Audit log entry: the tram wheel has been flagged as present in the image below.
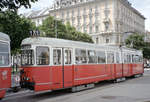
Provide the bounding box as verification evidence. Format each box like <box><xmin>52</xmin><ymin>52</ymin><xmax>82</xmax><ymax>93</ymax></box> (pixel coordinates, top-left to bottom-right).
<box><xmin>12</xmin><ymin>87</ymin><xmax>20</xmax><ymax>93</ymax></box>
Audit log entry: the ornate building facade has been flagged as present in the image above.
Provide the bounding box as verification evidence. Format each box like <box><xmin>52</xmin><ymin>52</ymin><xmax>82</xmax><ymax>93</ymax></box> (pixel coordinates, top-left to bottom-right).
<box><xmin>26</xmin><ymin>0</ymin><xmax>145</xmax><ymax>45</ymax></box>
<box><xmin>49</xmin><ymin>0</ymin><xmax>145</xmax><ymax>45</ymax></box>
<box><xmin>24</xmin><ymin>8</ymin><xmax>50</xmax><ymax>26</ymax></box>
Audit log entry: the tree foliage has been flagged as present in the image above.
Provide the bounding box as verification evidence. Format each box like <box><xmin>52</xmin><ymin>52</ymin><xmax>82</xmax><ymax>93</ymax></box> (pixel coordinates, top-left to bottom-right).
<box><xmin>125</xmin><ymin>33</ymin><xmax>150</xmax><ymax>59</ymax></box>
<box><xmin>0</xmin><ymin>0</ymin><xmax>38</xmax><ymax>12</ymax></box>
<box><xmin>125</xmin><ymin>33</ymin><xmax>145</xmax><ymax>50</ymax></box>
<box><xmin>39</xmin><ymin>16</ymin><xmax>93</xmax><ymax>43</ymax></box>
<box><xmin>0</xmin><ymin>11</ymin><xmax>36</xmax><ymax>53</ymax></box>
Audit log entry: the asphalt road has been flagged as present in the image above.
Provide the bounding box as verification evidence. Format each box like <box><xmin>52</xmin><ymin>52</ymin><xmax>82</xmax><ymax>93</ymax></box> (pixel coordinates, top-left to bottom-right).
<box><xmin>1</xmin><ymin>69</ymin><xmax>150</xmax><ymax>102</ymax></box>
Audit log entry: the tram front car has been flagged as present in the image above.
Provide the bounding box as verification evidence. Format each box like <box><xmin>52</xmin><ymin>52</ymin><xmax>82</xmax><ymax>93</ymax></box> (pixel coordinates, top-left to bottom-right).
<box><xmin>20</xmin><ymin>37</ymin><xmax>51</xmax><ymax>92</ymax></box>
<box><xmin>0</xmin><ymin>32</ymin><xmax>11</xmax><ymax>99</ymax></box>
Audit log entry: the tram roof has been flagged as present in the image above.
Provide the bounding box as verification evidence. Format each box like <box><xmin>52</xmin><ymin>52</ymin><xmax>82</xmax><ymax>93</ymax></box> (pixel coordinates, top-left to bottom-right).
<box><xmin>0</xmin><ymin>32</ymin><xmax>10</xmax><ymax>42</ymax></box>
<box><xmin>22</xmin><ymin>37</ymin><xmax>119</xmax><ymax>50</ymax></box>
<box><xmin>22</xmin><ymin>37</ymin><xmax>142</xmax><ymax>54</ymax></box>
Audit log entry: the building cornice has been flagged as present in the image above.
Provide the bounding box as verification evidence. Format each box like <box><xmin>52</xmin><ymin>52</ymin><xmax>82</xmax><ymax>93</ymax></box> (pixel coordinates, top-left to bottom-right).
<box><xmin>29</xmin><ymin>14</ymin><xmax>49</xmax><ymax>19</ymax></box>
<box><xmin>49</xmin><ymin>0</ymin><xmax>105</xmax><ymax>13</ymax></box>
<box><xmin>118</xmin><ymin>0</ymin><xmax>145</xmax><ymax>19</ymax></box>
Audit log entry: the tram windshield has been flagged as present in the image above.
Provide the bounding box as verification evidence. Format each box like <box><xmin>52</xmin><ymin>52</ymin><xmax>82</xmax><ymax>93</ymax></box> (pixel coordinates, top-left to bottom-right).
<box><xmin>21</xmin><ymin>50</ymin><xmax>34</xmax><ymax>66</ymax></box>
<box><xmin>0</xmin><ymin>42</ymin><xmax>9</xmax><ymax>66</ymax></box>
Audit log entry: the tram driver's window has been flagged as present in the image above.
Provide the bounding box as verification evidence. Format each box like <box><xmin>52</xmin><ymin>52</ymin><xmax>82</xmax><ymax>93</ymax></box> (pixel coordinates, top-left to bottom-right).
<box><xmin>36</xmin><ymin>46</ymin><xmax>49</xmax><ymax>65</ymax></box>
<box><xmin>0</xmin><ymin>42</ymin><xmax>9</xmax><ymax>66</ymax></box>
<box><xmin>75</xmin><ymin>49</ymin><xmax>87</xmax><ymax>64</ymax></box>
<box><xmin>53</xmin><ymin>49</ymin><xmax>62</xmax><ymax>65</ymax></box>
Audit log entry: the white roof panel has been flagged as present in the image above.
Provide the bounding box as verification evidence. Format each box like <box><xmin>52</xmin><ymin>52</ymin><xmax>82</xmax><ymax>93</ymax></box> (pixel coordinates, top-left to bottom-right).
<box><xmin>0</xmin><ymin>32</ymin><xmax>10</xmax><ymax>42</ymax></box>
<box><xmin>21</xmin><ymin>37</ymin><xmax>142</xmax><ymax>54</ymax></box>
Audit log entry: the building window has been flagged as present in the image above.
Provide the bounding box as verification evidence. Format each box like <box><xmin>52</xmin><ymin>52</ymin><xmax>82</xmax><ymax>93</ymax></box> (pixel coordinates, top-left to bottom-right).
<box><xmin>83</xmin><ymin>16</ymin><xmax>86</xmax><ymax>24</ymax></box>
<box><xmin>72</xmin><ymin>18</ymin><xmax>75</xmax><ymax>25</ymax></box>
<box><xmin>72</xmin><ymin>10</ymin><xmax>74</xmax><ymax>16</ymax></box>
<box><xmin>77</xmin><ymin>18</ymin><xmax>80</xmax><ymax>25</ymax></box>
<box><xmin>89</xmin><ymin>16</ymin><xmax>92</xmax><ymax>24</ymax></box>
<box><xmin>84</xmin><ymin>8</ymin><xmax>86</xmax><ymax>13</ymax></box>
<box><xmin>96</xmin><ymin>37</ymin><xmax>99</xmax><ymax>44</ymax></box>
<box><xmin>106</xmin><ymin>38</ymin><xmax>109</xmax><ymax>43</ymax></box>
<box><xmin>84</xmin><ymin>26</ymin><xmax>87</xmax><ymax>33</ymax></box>
<box><xmin>36</xmin><ymin>46</ymin><xmax>49</xmax><ymax>65</ymax></box>
<box><xmin>78</xmin><ymin>8</ymin><xmax>80</xmax><ymax>16</ymax></box>
<box><xmin>89</xmin><ymin>8</ymin><xmax>92</xmax><ymax>13</ymax></box>
<box><xmin>95</xmin><ymin>5</ymin><xmax>98</xmax><ymax>13</ymax></box>
<box><xmin>67</xmin><ymin>11</ymin><xmax>69</xmax><ymax>17</ymax></box>
<box><xmin>89</xmin><ymin>26</ymin><xmax>92</xmax><ymax>33</ymax></box>
<box><xmin>61</xmin><ymin>12</ymin><xmax>64</xmax><ymax>19</ymax></box>
<box><xmin>95</xmin><ymin>25</ymin><xmax>99</xmax><ymax>33</ymax></box>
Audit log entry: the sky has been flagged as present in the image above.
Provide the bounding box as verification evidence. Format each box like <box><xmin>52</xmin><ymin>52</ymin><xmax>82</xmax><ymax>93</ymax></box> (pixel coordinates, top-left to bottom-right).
<box><xmin>19</xmin><ymin>0</ymin><xmax>150</xmax><ymax>31</ymax></box>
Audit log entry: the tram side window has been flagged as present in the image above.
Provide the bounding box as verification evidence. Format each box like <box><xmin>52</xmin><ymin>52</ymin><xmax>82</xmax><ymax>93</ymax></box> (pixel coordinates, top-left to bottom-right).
<box><xmin>75</xmin><ymin>49</ymin><xmax>87</xmax><ymax>64</ymax></box>
<box><xmin>132</xmin><ymin>55</ymin><xmax>140</xmax><ymax>63</ymax></box>
<box><xmin>116</xmin><ymin>52</ymin><xmax>120</xmax><ymax>63</ymax></box>
<box><xmin>127</xmin><ymin>55</ymin><xmax>131</xmax><ymax>63</ymax></box>
<box><xmin>88</xmin><ymin>50</ymin><xmax>97</xmax><ymax>63</ymax></box>
<box><xmin>139</xmin><ymin>55</ymin><xmax>143</xmax><ymax>63</ymax></box>
<box><xmin>124</xmin><ymin>54</ymin><xmax>128</xmax><ymax>63</ymax></box>
<box><xmin>107</xmin><ymin>53</ymin><xmax>114</xmax><ymax>64</ymax></box>
<box><xmin>64</xmin><ymin>50</ymin><xmax>72</xmax><ymax>64</ymax></box>
<box><xmin>53</xmin><ymin>49</ymin><xmax>62</xmax><ymax>65</ymax></box>
<box><xmin>36</xmin><ymin>47</ymin><xmax>49</xmax><ymax>65</ymax></box>
<box><xmin>96</xmin><ymin>51</ymin><xmax>106</xmax><ymax>64</ymax></box>
<box><xmin>0</xmin><ymin>42</ymin><xmax>9</xmax><ymax>66</ymax></box>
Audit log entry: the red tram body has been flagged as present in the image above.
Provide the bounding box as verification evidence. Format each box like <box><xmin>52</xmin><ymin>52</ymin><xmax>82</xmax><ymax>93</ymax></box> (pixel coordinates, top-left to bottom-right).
<box><xmin>0</xmin><ymin>32</ymin><xmax>11</xmax><ymax>99</ymax></box>
<box><xmin>20</xmin><ymin>37</ymin><xmax>144</xmax><ymax>92</ymax></box>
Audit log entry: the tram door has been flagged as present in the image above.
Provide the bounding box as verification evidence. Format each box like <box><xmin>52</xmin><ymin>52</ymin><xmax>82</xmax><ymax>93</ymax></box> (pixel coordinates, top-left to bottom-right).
<box><xmin>62</xmin><ymin>48</ymin><xmax>73</xmax><ymax>88</ymax></box>
<box><xmin>106</xmin><ymin>52</ymin><xmax>115</xmax><ymax>79</ymax></box>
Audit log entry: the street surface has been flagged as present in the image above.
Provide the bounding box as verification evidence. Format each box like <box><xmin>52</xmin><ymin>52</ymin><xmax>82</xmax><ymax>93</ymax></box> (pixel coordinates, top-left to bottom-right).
<box><xmin>1</xmin><ymin>69</ymin><xmax>150</xmax><ymax>102</ymax></box>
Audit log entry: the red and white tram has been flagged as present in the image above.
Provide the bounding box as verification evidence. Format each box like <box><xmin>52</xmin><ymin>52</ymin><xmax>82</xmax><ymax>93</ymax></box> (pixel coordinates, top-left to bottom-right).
<box><xmin>20</xmin><ymin>37</ymin><xmax>144</xmax><ymax>92</ymax></box>
<box><xmin>0</xmin><ymin>32</ymin><xmax>11</xmax><ymax>99</ymax></box>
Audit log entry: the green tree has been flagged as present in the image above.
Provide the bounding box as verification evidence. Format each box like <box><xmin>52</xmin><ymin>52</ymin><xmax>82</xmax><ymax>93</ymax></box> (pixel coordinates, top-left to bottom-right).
<box><xmin>40</xmin><ymin>16</ymin><xmax>93</xmax><ymax>43</ymax></box>
<box><xmin>0</xmin><ymin>0</ymin><xmax>38</xmax><ymax>12</ymax></box>
<box><xmin>0</xmin><ymin>11</ymin><xmax>36</xmax><ymax>53</ymax></box>
<box><xmin>125</xmin><ymin>33</ymin><xmax>150</xmax><ymax>59</ymax></box>
<box><xmin>143</xmin><ymin>42</ymin><xmax>150</xmax><ymax>59</ymax></box>
<box><xmin>125</xmin><ymin>33</ymin><xmax>145</xmax><ymax>50</ymax></box>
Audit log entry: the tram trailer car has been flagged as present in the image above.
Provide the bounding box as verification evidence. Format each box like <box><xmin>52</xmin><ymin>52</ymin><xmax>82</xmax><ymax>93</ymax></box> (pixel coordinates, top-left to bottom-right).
<box><xmin>20</xmin><ymin>37</ymin><xmax>144</xmax><ymax>92</ymax></box>
<box><xmin>0</xmin><ymin>32</ymin><xmax>11</xmax><ymax>99</ymax></box>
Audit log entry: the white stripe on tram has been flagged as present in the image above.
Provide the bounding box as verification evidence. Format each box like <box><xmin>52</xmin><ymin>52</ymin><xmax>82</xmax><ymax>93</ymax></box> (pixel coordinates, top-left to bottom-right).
<box><xmin>75</xmin><ymin>74</ymin><xmax>108</xmax><ymax>81</ymax></box>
